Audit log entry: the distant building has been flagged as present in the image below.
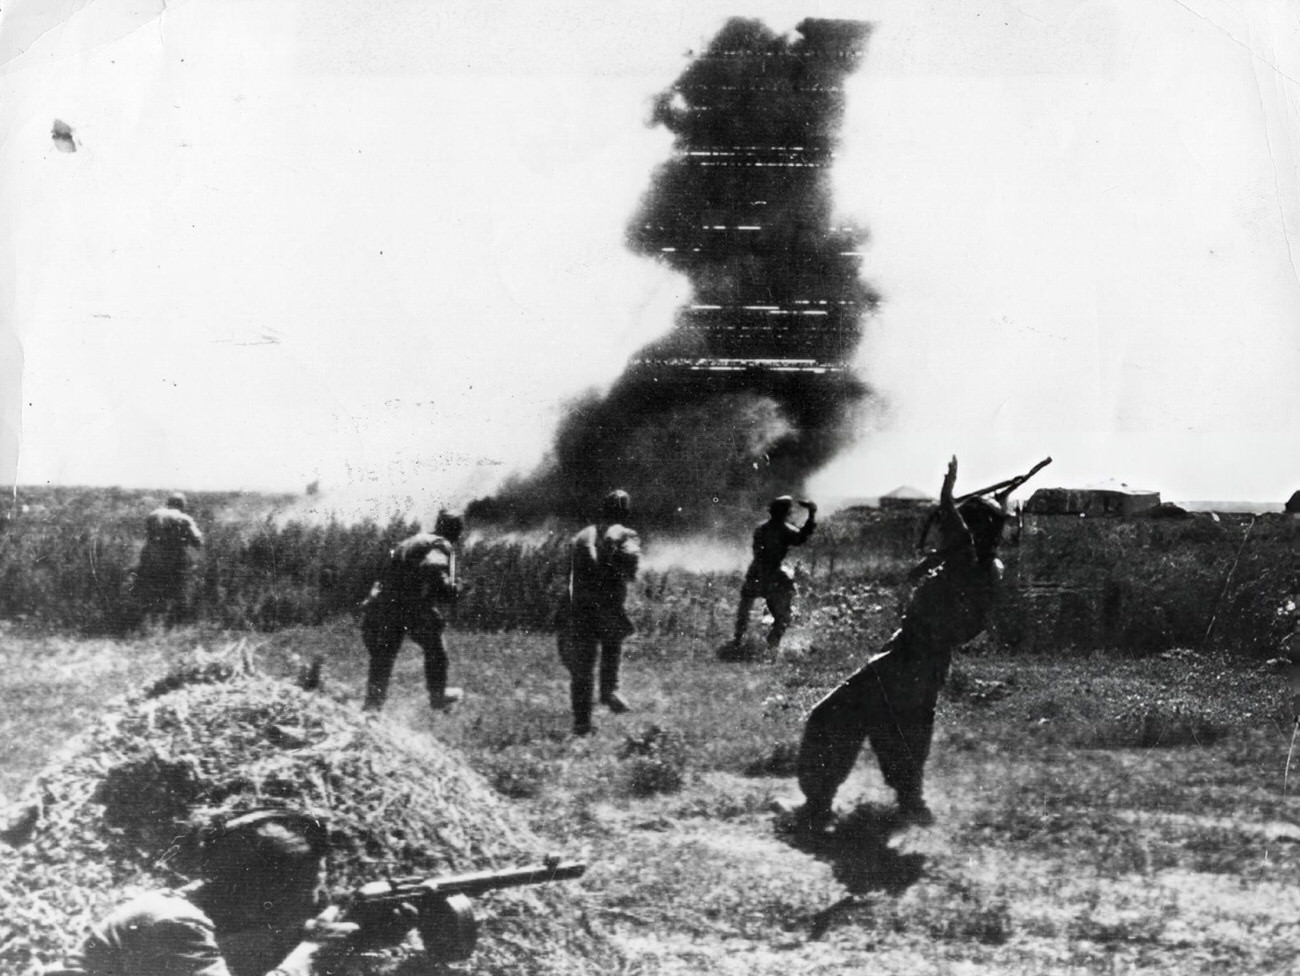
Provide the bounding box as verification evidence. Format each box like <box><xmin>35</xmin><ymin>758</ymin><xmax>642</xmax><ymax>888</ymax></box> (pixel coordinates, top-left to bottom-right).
<box><xmin>1025</xmin><ymin>481</ymin><xmax>1161</xmax><ymax>518</ymax></box>
<box><xmin>879</xmin><ymin>485</ymin><xmax>935</xmax><ymax>511</ymax></box>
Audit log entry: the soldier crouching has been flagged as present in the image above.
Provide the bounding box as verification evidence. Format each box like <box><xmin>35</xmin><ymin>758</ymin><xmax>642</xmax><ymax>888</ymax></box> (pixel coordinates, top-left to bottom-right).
<box><xmin>361</xmin><ymin>511</ymin><xmax>465</xmax><ymax>713</ymax></box>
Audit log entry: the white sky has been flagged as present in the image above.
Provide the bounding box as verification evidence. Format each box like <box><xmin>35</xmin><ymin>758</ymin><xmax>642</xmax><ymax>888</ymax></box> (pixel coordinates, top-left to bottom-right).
<box><xmin>1</xmin><ymin>0</ymin><xmax>1298</xmax><ymax>516</ymax></box>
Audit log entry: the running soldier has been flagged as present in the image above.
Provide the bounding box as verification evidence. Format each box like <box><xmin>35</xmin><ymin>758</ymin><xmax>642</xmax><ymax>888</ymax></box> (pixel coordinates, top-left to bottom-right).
<box><xmin>792</xmin><ymin>457</ymin><xmax>1013</xmax><ymax>829</ymax></box>
<box><xmin>732</xmin><ymin>495</ymin><xmax>817</xmax><ymax>651</ymax></box>
<box><xmin>361</xmin><ymin>511</ymin><xmax>465</xmax><ymax>712</ymax></box>
<box><xmin>133</xmin><ymin>492</ymin><xmax>204</xmax><ymax>626</ymax></box>
<box><xmin>560</xmin><ymin>490</ymin><xmax>641</xmax><ymax>737</ymax></box>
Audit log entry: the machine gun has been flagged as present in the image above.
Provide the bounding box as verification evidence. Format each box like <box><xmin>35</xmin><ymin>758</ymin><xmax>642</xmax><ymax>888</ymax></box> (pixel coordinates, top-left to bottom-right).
<box><xmin>917</xmin><ymin>456</ymin><xmax>1053</xmax><ymax>552</ymax></box>
<box><xmin>339</xmin><ymin>856</ymin><xmax>586</xmax><ymax>962</ymax></box>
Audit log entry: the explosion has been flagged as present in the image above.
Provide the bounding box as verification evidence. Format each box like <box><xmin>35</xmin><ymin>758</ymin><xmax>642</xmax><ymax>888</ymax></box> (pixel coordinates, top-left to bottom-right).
<box><xmin>475</xmin><ymin>17</ymin><xmax>877</xmax><ymax>530</ymax></box>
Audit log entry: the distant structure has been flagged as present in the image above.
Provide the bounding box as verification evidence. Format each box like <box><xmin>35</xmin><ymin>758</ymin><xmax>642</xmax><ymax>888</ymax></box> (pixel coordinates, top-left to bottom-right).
<box><xmin>1286</xmin><ymin>490</ymin><xmax>1300</xmax><ymax>515</ymax></box>
<box><xmin>1025</xmin><ymin>482</ymin><xmax>1161</xmax><ymax>518</ymax></box>
<box><xmin>878</xmin><ymin>485</ymin><xmax>934</xmax><ymax>511</ymax></box>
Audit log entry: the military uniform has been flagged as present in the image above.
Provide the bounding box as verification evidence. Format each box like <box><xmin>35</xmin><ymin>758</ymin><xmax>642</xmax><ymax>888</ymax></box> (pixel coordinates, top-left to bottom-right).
<box><xmin>44</xmin><ymin>885</ymin><xmax>313</xmax><ymax>976</ymax></box>
<box><xmin>47</xmin><ymin>888</ymin><xmax>229</xmax><ymax>976</ymax></box>
<box><xmin>797</xmin><ymin>487</ymin><xmax>1003</xmax><ymax>824</ymax></box>
<box><xmin>48</xmin><ymin>809</ymin><xmax>338</xmax><ymax>976</ymax></box>
<box><xmin>561</xmin><ymin>492</ymin><xmax>641</xmax><ymax>735</ymax></box>
<box><xmin>733</xmin><ymin>497</ymin><xmax>816</xmax><ymax>648</ymax></box>
<box><xmin>362</xmin><ymin>530</ymin><xmax>461</xmax><ymax>711</ymax></box>
<box><xmin>134</xmin><ymin>494</ymin><xmax>203</xmax><ymax>625</ymax></box>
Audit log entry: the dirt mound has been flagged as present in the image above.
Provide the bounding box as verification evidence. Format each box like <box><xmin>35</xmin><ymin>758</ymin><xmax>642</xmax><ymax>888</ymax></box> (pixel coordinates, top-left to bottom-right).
<box><xmin>0</xmin><ymin>672</ymin><xmax>618</xmax><ymax>975</ymax></box>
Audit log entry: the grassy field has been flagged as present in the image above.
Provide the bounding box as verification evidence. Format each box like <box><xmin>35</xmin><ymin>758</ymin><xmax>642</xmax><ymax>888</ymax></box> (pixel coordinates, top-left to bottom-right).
<box><xmin>4</xmin><ymin>606</ymin><xmax>1300</xmax><ymax>974</ymax></box>
<box><xmin>6</xmin><ymin>485</ymin><xmax>1297</xmax><ymax>661</ymax></box>
<box><xmin>5</xmin><ymin>487</ymin><xmax>1300</xmax><ymax>972</ymax></box>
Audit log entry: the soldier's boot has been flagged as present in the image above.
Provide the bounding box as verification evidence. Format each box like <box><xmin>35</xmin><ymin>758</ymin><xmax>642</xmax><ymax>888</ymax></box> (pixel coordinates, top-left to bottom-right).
<box><xmin>571</xmin><ymin>660</ymin><xmax>596</xmax><ymax>737</ymax></box>
<box><xmin>362</xmin><ymin>684</ymin><xmax>387</xmax><ymax>712</ymax></box>
<box><xmin>598</xmin><ymin>643</ymin><xmax>630</xmax><ymax>713</ymax></box>
<box><xmin>362</xmin><ymin>659</ymin><xmax>395</xmax><ymax>713</ymax></box>
<box><xmin>895</xmin><ymin>787</ymin><xmax>934</xmax><ymax>826</ymax></box>
<box><xmin>601</xmin><ymin>691</ymin><xmax>631</xmax><ymax>714</ymax></box>
<box><xmin>735</xmin><ymin>591</ymin><xmax>765</xmax><ymax>644</ymax></box>
<box><xmin>770</xmin><ymin>797</ymin><xmax>834</xmax><ymax>834</ymax></box>
<box><xmin>430</xmin><ymin>687</ymin><xmax>464</xmax><ymax>711</ymax></box>
<box><xmin>767</xmin><ymin>592</ymin><xmax>793</xmax><ymax>648</ymax></box>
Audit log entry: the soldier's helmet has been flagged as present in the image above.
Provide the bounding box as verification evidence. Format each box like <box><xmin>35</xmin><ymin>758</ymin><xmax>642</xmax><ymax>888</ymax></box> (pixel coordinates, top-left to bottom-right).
<box><xmin>768</xmin><ymin>495</ymin><xmax>795</xmax><ymax>517</ymax></box>
<box><xmin>959</xmin><ymin>496</ymin><xmax>1008</xmax><ymax>553</ymax></box>
<box><xmin>197</xmin><ymin>807</ymin><xmax>328</xmax><ymax>889</ymax></box>
<box><xmin>434</xmin><ymin>509</ymin><xmax>465</xmax><ymax>544</ymax></box>
<box><xmin>601</xmin><ymin>490</ymin><xmax>631</xmax><ymax>521</ymax></box>
<box><xmin>166</xmin><ymin>492</ymin><xmax>188</xmax><ymax>512</ymax></box>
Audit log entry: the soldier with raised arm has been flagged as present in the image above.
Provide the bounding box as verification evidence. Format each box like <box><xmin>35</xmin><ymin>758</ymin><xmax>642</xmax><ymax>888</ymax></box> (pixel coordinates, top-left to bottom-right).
<box><xmin>790</xmin><ymin>457</ymin><xmax>1012</xmax><ymax>829</ymax></box>
<box><xmin>731</xmin><ymin>495</ymin><xmax>817</xmax><ymax>651</ymax></box>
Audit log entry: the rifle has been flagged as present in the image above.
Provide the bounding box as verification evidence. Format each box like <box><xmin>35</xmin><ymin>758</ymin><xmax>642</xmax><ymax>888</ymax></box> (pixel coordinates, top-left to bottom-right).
<box><xmin>917</xmin><ymin>456</ymin><xmax>1053</xmax><ymax>552</ymax></box>
<box><xmin>339</xmin><ymin>857</ymin><xmax>587</xmax><ymax>962</ymax></box>
<box><xmin>952</xmin><ymin>456</ymin><xmax>1053</xmax><ymax>505</ymax></box>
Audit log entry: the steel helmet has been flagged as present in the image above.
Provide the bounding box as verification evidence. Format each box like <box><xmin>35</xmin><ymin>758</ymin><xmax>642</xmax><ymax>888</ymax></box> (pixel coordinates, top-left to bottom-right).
<box><xmin>768</xmin><ymin>495</ymin><xmax>795</xmax><ymax>517</ymax></box>
<box><xmin>434</xmin><ymin>509</ymin><xmax>465</xmax><ymax>544</ymax></box>
<box><xmin>601</xmin><ymin>490</ymin><xmax>631</xmax><ymax>521</ymax></box>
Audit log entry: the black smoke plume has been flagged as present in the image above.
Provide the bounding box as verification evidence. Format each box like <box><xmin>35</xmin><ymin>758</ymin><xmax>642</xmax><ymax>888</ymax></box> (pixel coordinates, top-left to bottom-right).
<box><xmin>472</xmin><ymin>18</ymin><xmax>877</xmax><ymax>529</ymax></box>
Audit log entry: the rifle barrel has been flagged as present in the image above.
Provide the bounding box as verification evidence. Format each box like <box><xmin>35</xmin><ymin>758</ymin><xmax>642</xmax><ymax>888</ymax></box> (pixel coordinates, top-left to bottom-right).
<box><xmin>953</xmin><ymin>456</ymin><xmax>1052</xmax><ymax>503</ymax></box>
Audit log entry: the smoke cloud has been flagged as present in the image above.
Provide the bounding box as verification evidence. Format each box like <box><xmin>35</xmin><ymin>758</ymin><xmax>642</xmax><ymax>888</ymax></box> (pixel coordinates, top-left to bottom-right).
<box><xmin>476</xmin><ymin>18</ymin><xmax>876</xmax><ymax>529</ymax></box>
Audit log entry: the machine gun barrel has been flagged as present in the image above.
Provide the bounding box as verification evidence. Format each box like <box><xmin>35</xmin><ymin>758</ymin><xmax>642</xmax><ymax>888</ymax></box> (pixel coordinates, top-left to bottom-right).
<box><xmin>342</xmin><ymin>859</ymin><xmax>587</xmax><ymax>963</ymax></box>
<box><xmin>357</xmin><ymin>860</ymin><xmax>587</xmax><ymax>902</ymax></box>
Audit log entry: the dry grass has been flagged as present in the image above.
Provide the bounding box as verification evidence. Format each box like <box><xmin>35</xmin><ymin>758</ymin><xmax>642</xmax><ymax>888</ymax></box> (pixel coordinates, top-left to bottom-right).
<box><xmin>5</xmin><ymin>488</ymin><xmax>1300</xmax><ymax>974</ymax></box>
<box><xmin>0</xmin><ymin>658</ymin><xmax>618</xmax><ymax>976</ymax></box>
<box><xmin>4</xmin><ymin>620</ymin><xmax>1300</xmax><ymax>974</ymax></box>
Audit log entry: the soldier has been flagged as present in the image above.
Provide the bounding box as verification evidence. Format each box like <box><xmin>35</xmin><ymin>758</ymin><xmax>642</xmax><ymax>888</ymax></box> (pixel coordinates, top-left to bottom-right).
<box><xmin>361</xmin><ymin>510</ymin><xmax>465</xmax><ymax>713</ymax></box>
<box><xmin>731</xmin><ymin>495</ymin><xmax>817</xmax><ymax>650</ymax></box>
<box><xmin>562</xmin><ymin>490</ymin><xmax>641</xmax><ymax>737</ymax></box>
<box><xmin>133</xmin><ymin>492</ymin><xmax>204</xmax><ymax>626</ymax></box>
<box><xmin>46</xmin><ymin>807</ymin><xmax>357</xmax><ymax>976</ymax></box>
<box><xmin>791</xmin><ymin>457</ymin><xmax>1011</xmax><ymax>829</ymax></box>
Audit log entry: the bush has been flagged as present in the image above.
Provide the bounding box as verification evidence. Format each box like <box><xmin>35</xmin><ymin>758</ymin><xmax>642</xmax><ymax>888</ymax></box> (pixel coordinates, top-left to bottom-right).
<box><xmin>997</xmin><ymin>512</ymin><xmax>1300</xmax><ymax>656</ymax></box>
<box><xmin>618</xmin><ymin>724</ymin><xmax>689</xmax><ymax>796</ymax></box>
<box><xmin>742</xmin><ymin>740</ymin><xmax>800</xmax><ymax>777</ymax></box>
<box><xmin>1082</xmin><ymin>700</ymin><xmax>1229</xmax><ymax>749</ymax></box>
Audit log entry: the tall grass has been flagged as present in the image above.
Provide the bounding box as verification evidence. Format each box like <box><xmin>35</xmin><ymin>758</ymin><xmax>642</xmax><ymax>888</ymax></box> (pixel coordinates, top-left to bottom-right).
<box><xmin>3</xmin><ymin>487</ymin><xmax>1298</xmax><ymax>659</ymax></box>
<box><xmin>997</xmin><ymin>512</ymin><xmax>1300</xmax><ymax>656</ymax></box>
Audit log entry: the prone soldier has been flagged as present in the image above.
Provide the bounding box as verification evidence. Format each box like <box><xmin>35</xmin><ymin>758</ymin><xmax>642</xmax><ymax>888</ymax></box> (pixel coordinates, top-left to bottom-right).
<box><xmin>45</xmin><ymin>808</ymin><xmax>585</xmax><ymax>975</ymax></box>
<box><xmin>46</xmin><ymin>808</ymin><xmax>355</xmax><ymax>976</ymax></box>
